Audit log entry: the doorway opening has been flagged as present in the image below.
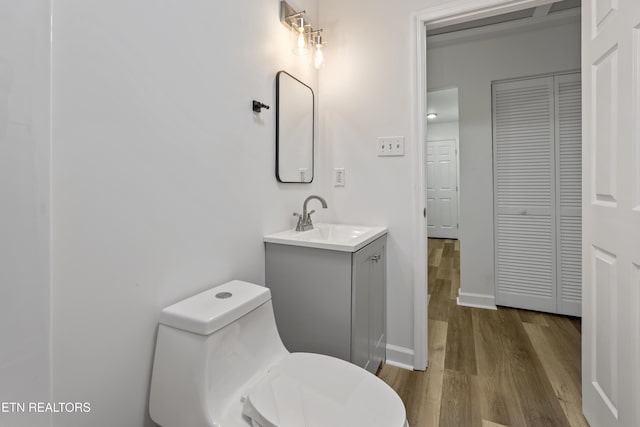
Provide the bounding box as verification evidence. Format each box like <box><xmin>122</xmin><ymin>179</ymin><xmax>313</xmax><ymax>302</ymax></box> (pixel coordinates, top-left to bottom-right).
<box><xmin>424</xmin><ymin>0</ymin><xmax>582</xmax><ymax>314</ymax></box>
<box><xmin>426</xmin><ymin>88</ymin><xmax>460</xmax><ymax>241</ymax></box>
<box><xmin>409</xmin><ymin>0</ymin><xmax>585</xmax><ymax>374</ymax></box>
<box><xmin>394</xmin><ymin>0</ymin><xmax>586</xmax><ymax>424</ymax></box>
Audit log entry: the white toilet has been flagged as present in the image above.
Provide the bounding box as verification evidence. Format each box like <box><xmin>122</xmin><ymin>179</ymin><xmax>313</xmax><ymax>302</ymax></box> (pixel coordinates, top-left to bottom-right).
<box><xmin>149</xmin><ymin>280</ymin><xmax>408</xmax><ymax>427</ymax></box>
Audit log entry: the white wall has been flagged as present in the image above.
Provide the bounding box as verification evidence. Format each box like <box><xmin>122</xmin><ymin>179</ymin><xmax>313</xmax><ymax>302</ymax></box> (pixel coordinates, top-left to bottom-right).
<box><xmin>0</xmin><ymin>1</ymin><xmax>51</xmax><ymax>426</ymax></box>
<box><xmin>427</xmin><ymin>18</ymin><xmax>581</xmax><ymax>306</ymax></box>
<box><xmin>51</xmin><ymin>1</ymin><xmax>326</xmax><ymax>426</ymax></box>
<box><xmin>319</xmin><ymin>0</ymin><xmax>429</xmax><ymax>360</ymax></box>
<box><xmin>427</xmin><ymin>121</ymin><xmax>458</xmax><ymax>141</ymax></box>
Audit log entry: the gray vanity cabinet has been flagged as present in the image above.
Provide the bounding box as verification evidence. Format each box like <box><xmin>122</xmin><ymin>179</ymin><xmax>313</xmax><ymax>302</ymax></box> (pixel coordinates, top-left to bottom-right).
<box><xmin>265</xmin><ymin>235</ymin><xmax>387</xmax><ymax>373</ymax></box>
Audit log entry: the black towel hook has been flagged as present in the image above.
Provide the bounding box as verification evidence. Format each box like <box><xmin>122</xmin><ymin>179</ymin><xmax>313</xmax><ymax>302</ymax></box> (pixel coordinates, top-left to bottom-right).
<box><xmin>252</xmin><ymin>100</ymin><xmax>270</xmax><ymax>113</ymax></box>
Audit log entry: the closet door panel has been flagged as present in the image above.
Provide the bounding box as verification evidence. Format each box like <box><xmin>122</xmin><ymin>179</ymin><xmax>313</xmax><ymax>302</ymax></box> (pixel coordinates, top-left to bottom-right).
<box><xmin>493</xmin><ymin>77</ymin><xmax>557</xmax><ymax>312</ymax></box>
<box><xmin>555</xmin><ymin>73</ymin><xmax>582</xmax><ymax>316</ymax></box>
<box><xmin>496</xmin><ymin>213</ymin><xmax>555</xmax><ymax>311</ymax></box>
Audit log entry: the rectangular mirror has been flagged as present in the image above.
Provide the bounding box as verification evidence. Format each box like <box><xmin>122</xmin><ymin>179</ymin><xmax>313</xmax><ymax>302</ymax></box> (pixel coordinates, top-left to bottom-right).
<box><xmin>276</xmin><ymin>71</ymin><xmax>314</xmax><ymax>183</ymax></box>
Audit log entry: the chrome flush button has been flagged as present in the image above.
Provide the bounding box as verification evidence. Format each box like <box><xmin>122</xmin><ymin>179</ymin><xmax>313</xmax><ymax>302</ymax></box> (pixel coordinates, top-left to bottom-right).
<box><xmin>216</xmin><ymin>292</ymin><xmax>232</xmax><ymax>299</ymax></box>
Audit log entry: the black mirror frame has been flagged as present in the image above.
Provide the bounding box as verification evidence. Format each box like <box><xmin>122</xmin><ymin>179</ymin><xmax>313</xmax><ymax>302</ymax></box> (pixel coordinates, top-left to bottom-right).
<box><xmin>275</xmin><ymin>70</ymin><xmax>315</xmax><ymax>184</ymax></box>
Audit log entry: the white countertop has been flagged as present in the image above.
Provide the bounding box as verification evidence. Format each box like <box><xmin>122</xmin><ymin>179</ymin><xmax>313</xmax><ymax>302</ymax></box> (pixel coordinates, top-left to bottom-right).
<box><xmin>264</xmin><ymin>223</ymin><xmax>388</xmax><ymax>252</ymax></box>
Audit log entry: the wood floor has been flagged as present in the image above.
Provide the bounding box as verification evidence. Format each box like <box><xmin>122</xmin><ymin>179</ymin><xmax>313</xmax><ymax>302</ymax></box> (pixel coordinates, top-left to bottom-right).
<box><xmin>378</xmin><ymin>238</ymin><xmax>588</xmax><ymax>427</ymax></box>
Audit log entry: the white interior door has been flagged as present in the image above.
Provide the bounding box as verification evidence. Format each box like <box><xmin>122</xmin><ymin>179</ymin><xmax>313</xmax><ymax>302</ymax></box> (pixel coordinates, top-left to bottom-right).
<box><xmin>582</xmin><ymin>1</ymin><xmax>640</xmax><ymax>426</ymax></box>
<box><xmin>426</xmin><ymin>139</ymin><xmax>458</xmax><ymax>239</ymax></box>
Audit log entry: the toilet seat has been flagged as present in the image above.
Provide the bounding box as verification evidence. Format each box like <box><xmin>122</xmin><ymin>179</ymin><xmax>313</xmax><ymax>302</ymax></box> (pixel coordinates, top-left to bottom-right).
<box><xmin>242</xmin><ymin>353</ymin><xmax>406</xmax><ymax>427</ymax></box>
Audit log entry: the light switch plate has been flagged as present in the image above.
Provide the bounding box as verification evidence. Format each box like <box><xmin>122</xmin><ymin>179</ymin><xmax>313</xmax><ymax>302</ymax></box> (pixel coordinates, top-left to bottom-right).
<box><xmin>334</xmin><ymin>168</ymin><xmax>345</xmax><ymax>187</ymax></box>
<box><xmin>377</xmin><ymin>137</ymin><xmax>405</xmax><ymax>156</ymax></box>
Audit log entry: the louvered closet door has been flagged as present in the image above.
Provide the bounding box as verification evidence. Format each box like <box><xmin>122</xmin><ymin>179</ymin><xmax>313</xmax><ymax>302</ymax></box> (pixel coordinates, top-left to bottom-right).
<box><xmin>493</xmin><ymin>77</ymin><xmax>557</xmax><ymax>313</ymax></box>
<box><xmin>555</xmin><ymin>73</ymin><xmax>582</xmax><ymax>316</ymax></box>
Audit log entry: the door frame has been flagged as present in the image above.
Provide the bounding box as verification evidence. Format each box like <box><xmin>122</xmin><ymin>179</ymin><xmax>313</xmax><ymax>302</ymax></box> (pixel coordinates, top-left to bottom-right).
<box><xmin>410</xmin><ymin>0</ymin><xmax>568</xmax><ymax>370</ymax></box>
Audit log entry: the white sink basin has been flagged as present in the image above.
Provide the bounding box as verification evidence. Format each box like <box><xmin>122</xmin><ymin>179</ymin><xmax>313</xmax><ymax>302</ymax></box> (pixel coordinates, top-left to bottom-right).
<box><xmin>264</xmin><ymin>223</ymin><xmax>387</xmax><ymax>252</ymax></box>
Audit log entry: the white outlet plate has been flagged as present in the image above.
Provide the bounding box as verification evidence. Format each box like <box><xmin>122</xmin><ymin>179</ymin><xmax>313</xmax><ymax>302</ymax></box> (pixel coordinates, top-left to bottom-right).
<box><xmin>377</xmin><ymin>137</ymin><xmax>405</xmax><ymax>156</ymax></box>
<box><xmin>334</xmin><ymin>168</ymin><xmax>345</xmax><ymax>187</ymax></box>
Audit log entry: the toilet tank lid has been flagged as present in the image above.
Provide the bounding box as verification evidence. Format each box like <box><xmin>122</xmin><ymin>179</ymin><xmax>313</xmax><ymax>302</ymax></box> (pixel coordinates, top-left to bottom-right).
<box><xmin>159</xmin><ymin>280</ymin><xmax>271</xmax><ymax>335</ymax></box>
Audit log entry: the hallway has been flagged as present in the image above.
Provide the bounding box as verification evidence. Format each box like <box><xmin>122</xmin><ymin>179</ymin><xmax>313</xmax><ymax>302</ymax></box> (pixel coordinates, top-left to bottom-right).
<box><xmin>378</xmin><ymin>239</ymin><xmax>588</xmax><ymax>427</ymax></box>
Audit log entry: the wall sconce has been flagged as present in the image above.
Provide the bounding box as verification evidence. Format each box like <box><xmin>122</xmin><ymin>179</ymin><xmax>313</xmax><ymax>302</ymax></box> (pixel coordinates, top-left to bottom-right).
<box><xmin>280</xmin><ymin>0</ymin><xmax>325</xmax><ymax>67</ymax></box>
<box><xmin>291</xmin><ymin>14</ymin><xmax>310</xmax><ymax>55</ymax></box>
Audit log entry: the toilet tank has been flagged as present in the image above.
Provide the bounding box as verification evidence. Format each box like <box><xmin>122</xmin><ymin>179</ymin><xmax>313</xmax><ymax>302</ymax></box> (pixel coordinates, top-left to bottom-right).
<box><xmin>149</xmin><ymin>280</ymin><xmax>289</xmax><ymax>427</ymax></box>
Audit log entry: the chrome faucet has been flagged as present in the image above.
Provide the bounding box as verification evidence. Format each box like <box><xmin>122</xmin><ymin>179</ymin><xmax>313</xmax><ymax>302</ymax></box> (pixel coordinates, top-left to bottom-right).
<box><xmin>294</xmin><ymin>195</ymin><xmax>328</xmax><ymax>231</ymax></box>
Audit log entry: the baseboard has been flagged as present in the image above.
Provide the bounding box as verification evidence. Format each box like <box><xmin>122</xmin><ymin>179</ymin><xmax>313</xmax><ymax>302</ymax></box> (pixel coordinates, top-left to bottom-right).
<box><xmin>457</xmin><ymin>290</ymin><xmax>498</xmax><ymax>310</ymax></box>
<box><xmin>385</xmin><ymin>344</ymin><xmax>414</xmax><ymax>371</ymax></box>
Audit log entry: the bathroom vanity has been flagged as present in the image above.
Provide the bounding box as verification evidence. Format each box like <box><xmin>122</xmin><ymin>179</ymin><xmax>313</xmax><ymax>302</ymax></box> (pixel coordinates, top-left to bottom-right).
<box><xmin>264</xmin><ymin>224</ymin><xmax>387</xmax><ymax>373</ymax></box>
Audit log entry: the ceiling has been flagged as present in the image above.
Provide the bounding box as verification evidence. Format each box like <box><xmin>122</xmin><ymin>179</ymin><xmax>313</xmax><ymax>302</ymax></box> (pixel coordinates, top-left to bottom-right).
<box><xmin>427</xmin><ymin>0</ymin><xmax>581</xmax><ymax>37</ymax></box>
<box><xmin>427</xmin><ymin>88</ymin><xmax>459</xmax><ymax>123</ymax></box>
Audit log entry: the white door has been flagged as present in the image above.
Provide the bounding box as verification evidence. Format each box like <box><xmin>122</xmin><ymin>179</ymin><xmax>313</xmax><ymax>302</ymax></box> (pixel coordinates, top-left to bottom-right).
<box><xmin>582</xmin><ymin>1</ymin><xmax>640</xmax><ymax>426</ymax></box>
<box><xmin>426</xmin><ymin>139</ymin><xmax>458</xmax><ymax>239</ymax></box>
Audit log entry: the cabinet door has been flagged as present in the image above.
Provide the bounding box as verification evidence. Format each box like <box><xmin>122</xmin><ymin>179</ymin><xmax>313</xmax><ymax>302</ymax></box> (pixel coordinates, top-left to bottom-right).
<box><xmin>352</xmin><ymin>236</ymin><xmax>387</xmax><ymax>373</ymax></box>
<box><xmin>265</xmin><ymin>244</ymin><xmax>353</xmax><ymax>360</ymax></box>
<box><xmin>352</xmin><ymin>245</ymin><xmax>373</xmax><ymax>371</ymax></box>
<box><xmin>369</xmin><ymin>239</ymin><xmax>386</xmax><ymax>372</ymax></box>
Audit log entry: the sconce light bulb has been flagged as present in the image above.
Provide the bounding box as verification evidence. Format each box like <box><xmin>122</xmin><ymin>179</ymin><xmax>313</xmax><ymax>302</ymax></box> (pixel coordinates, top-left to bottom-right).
<box><xmin>291</xmin><ymin>18</ymin><xmax>309</xmax><ymax>55</ymax></box>
<box><xmin>314</xmin><ymin>45</ymin><xmax>324</xmax><ymax>69</ymax></box>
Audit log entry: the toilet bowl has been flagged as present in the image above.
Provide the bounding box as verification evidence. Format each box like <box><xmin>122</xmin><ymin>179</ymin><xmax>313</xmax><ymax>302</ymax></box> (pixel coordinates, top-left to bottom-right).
<box><xmin>149</xmin><ymin>280</ymin><xmax>408</xmax><ymax>427</ymax></box>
